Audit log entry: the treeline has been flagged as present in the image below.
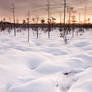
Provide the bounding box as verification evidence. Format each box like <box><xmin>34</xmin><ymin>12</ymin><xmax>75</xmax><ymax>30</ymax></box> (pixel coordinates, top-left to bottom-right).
<box><xmin>0</xmin><ymin>21</ymin><xmax>92</xmax><ymax>30</ymax></box>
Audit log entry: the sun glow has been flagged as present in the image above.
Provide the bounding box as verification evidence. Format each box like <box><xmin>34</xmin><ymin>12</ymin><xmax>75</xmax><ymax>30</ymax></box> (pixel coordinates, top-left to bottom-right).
<box><xmin>1</xmin><ymin>14</ymin><xmax>92</xmax><ymax>24</ymax></box>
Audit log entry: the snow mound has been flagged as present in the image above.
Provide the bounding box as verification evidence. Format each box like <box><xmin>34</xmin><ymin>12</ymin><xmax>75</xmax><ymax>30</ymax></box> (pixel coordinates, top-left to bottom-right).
<box><xmin>26</xmin><ymin>55</ymin><xmax>48</xmax><ymax>70</ymax></box>
<box><xmin>74</xmin><ymin>42</ymin><xmax>89</xmax><ymax>47</ymax></box>
<box><xmin>68</xmin><ymin>80</ymin><xmax>92</xmax><ymax>92</ymax></box>
<box><xmin>68</xmin><ymin>68</ymin><xmax>92</xmax><ymax>92</ymax></box>
<box><xmin>8</xmin><ymin>78</ymin><xmax>60</xmax><ymax>92</ymax></box>
<box><xmin>36</xmin><ymin>63</ymin><xmax>67</xmax><ymax>74</ymax></box>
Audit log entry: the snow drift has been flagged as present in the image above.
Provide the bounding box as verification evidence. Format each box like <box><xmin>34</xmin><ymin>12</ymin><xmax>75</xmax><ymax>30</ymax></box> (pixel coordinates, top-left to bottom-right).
<box><xmin>0</xmin><ymin>30</ymin><xmax>92</xmax><ymax>92</ymax></box>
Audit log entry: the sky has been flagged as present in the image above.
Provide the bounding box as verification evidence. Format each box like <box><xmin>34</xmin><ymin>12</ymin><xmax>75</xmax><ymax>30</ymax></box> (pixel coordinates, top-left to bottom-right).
<box><xmin>0</xmin><ymin>0</ymin><xmax>92</xmax><ymax>23</ymax></box>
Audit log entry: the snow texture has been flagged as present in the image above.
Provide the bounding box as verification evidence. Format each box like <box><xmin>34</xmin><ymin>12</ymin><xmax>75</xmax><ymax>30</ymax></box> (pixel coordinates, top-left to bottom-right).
<box><xmin>0</xmin><ymin>30</ymin><xmax>92</xmax><ymax>92</ymax></box>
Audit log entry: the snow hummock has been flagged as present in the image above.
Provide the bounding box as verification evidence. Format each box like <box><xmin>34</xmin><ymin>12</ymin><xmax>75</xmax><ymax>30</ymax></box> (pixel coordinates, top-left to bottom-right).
<box><xmin>0</xmin><ymin>30</ymin><xmax>92</xmax><ymax>92</ymax></box>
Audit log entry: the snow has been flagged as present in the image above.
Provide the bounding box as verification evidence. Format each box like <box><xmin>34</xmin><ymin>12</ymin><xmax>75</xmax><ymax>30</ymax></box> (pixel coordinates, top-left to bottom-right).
<box><xmin>68</xmin><ymin>68</ymin><xmax>92</xmax><ymax>92</ymax></box>
<box><xmin>0</xmin><ymin>29</ymin><xmax>92</xmax><ymax>92</ymax></box>
<box><xmin>8</xmin><ymin>77</ymin><xmax>61</xmax><ymax>92</ymax></box>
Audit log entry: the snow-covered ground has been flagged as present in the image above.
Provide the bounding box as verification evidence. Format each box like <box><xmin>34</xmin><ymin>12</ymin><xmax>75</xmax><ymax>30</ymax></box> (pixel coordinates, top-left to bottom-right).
<box><xmin>0</xmin><ymin>29</ymin><xmax>92</xmax><ymax>92</ymax></box>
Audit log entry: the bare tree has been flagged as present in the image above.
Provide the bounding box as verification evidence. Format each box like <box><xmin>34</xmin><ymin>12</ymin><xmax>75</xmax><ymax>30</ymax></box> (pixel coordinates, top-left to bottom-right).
<box><xmin>27</xmin><ymin>10</ymin><xmax>30</xmax><ymax>42</ymax></box>
<box><xmin>67</xmin><ymin>7</ymin><xmax>73</xmax><ymax>24</ymax></box>
<box><xmin>64</xmin><ymin>0</ymin><xmax>67</xmax><ymax>36</ymax></box>
<box><xmin>79</xmin><ymin>12</ymin><xmax>81</xmax><ymax>24</ymax></box>
<box><xmin>47</xmin><ymin>0</ymin><xmax>51</xmax><ymax>39</ymax></box>
<box><xmin>36</xmin><ymin>17</ymin><xmax>39</xmax><ymax>39</ymax></box>
<box><xmin>11</xmin><ymin>3</ymin><xmax>16</xmax><ymax>36</ymax></box>
<box><xmin>84</xmin><ymin>6</ymin><xmax>87</xmax><ymax>24</ymax></box>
